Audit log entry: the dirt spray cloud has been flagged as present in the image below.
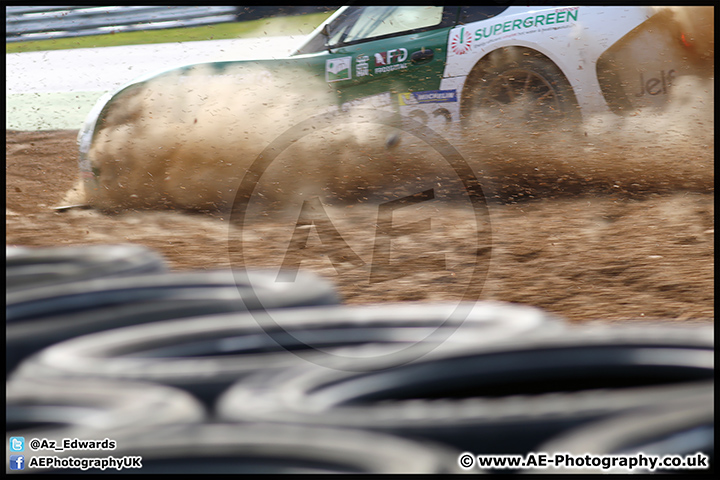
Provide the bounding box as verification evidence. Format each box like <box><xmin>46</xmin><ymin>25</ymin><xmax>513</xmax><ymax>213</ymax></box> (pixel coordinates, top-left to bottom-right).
<box><xmin>80</xmin><ymin>28</ymin><xmax>713</xmax><ymax>212</ymax></box>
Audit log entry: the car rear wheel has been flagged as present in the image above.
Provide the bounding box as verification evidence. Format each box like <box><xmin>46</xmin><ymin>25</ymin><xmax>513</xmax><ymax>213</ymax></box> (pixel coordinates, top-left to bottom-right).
<box><xmin>463</xmin><ymin>49</ymin><xmax>580</xmax><ymax>129</ymax></box>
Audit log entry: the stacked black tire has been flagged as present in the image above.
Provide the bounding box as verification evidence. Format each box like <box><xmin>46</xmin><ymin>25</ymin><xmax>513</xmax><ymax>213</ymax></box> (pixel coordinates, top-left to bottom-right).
<box><xmin>6</xmin><ymin>244</ymin><xmax>714</xmax><ymax>474</ymax></box>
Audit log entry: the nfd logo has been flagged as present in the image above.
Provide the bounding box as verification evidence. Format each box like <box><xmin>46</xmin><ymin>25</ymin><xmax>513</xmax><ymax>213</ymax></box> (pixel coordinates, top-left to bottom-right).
<box><xmin>450</xmin><ymin>27</ymin><xmax>472</xmax><ymax>55</ymax></box>
<box><xmin>374</xmin><ymin>48</ymin><xmax>408</xmax><ymax>66</ymax></box>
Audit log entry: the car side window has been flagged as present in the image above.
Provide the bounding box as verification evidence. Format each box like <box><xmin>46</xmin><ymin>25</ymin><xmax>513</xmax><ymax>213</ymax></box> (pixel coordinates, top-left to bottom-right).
<box><xmin>292</xmin><ymin>6</ymin><xmax>457</xmax><ymax>56</ymax></box>
<box><xmin>330</xmin><ymin>6</ymin><xmax>445</xmax><ymax>45</ymax></box>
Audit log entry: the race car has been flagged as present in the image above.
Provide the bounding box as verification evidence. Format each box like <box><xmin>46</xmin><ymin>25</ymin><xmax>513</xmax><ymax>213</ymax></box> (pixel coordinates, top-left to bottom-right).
<box><xmin>77</xmin><ymin>5</ymin><xmax>712</xmax><ymax>208</ymax></box>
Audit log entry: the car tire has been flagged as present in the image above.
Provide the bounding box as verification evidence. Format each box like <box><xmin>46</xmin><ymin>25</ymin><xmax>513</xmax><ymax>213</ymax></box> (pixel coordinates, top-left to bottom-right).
<box><xmin>11</xmin><ymin>302</ymin><xmax>564</xmax><ymax>409</ymax></box>
<box><xmin>5</xmin><ymin>243</ymin><xmax>168</xmax><ymax>292</ymax></box>
<box><xmin>216</xmin><ymin>324</ymin><xmax>713</xmax><ymax>458</ymax></box>
<box><xmin>6</xmin><ymin>269</ymin><xmax>340</xmax><ymax>375</ymax></box>
<box><xmin>535</xmin><ymin>386</ymin><xmax>714</xmax><ymax>473</ymax></box>
<box><xmin>6</xmin><ymin>377</ymin><xmax>206</xmax><ymax>475</ymax></box>
<box><xmin>25</xmin><ymin>422</ymin><xmax>465</xmax><ymax>474</ymax></box>
<box><xmin>6</xmin><ymin>376</ymin><xmax>205</xmax><ymax>438</ymax></box>
<box><xmin>462</xmin><ymin>48</ymin><xmax>580</xmax><ymax>128</ymax></box>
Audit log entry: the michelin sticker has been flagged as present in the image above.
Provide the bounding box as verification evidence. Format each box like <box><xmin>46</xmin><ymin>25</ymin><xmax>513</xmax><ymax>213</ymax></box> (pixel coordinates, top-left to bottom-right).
<box><xmin>326</xmin><ymin>56</ymin><xmax>352</xmax><ymax>82</ymax></box>
<box><xmin>399</xmin><ymin>90</ymin><xmax>457</xmax><ymax>106</ymax></box>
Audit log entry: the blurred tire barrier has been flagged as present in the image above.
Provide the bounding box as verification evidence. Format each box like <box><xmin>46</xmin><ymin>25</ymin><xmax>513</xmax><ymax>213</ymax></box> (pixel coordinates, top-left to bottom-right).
<box><xmin>6</xmin><ymin>269</ymin><xmax>340</xmax><ymax>375</ymax></box>
<box><xmin>535</xmin><ymin>384</ymin><xmax>714</xmax><ymax>473</ymax></box>
<box><xmin>6</xmin><ymin>376</ymin><xmax>205</xmax><ymax>468</ymax></box>
<box><xmin>10</xmin><ymin>302</ymin><xmax>564</xmax><ymax>409</ymax></box>
<box><xmin>215</xmin><ymin>324</ymin><xmax>713</xmax><ymax>457</ymax></box>
<box><xmin>6</xmin><ymin>244</ymin><xmax>168</xmax><ymax>292</ymax></box>
<box><xmin>19</xmin><ymin>423</ymin><xmax>465</xmax><ymax>474</ymax></box>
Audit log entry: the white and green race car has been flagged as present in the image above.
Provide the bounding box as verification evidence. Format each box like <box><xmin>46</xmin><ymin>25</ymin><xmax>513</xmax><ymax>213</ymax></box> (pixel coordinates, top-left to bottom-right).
<box><xmin>77</xmin><ymin>5</ymin><xmax>712</xmax><ymax>205</ymax></box>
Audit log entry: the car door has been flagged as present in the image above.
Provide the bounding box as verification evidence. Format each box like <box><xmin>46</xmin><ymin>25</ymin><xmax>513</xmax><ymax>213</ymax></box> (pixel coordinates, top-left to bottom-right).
<box><xmin>320</xmin><ymin>6</ymin><xmax>459</xmax><ymax>108</ymax></box>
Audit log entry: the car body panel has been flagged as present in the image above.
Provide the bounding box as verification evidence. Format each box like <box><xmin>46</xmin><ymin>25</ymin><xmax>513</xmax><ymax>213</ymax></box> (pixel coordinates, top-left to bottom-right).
<box><xmin>443</xmin><ymin>6</ymin><xmax>659</xmax><ymax>118</ymax></box>
<box><xmin>326</xmin><ymin>26</ymin><xmax>451</xmax><ymax>105</ymax></box>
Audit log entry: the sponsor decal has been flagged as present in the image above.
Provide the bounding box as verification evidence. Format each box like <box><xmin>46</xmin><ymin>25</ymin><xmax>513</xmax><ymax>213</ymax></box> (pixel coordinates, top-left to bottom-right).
<box><xmin>399</xmin><ymin>89</ymin><xmax>458</xmax><ymax>106</ymax></box>
<box><xmin>373</xmin><ymin>48</ymin><xmax>409</xmax><ymax>74</ymax></box>
<box><xmin>473</xmin><ymin>8</ymin><xmax>579</xmax><ymax>44</ymax></box>
<box><xmin>449</xmin><ymin>27</ymin><xmax>472</xmax><ymax>55</ymax></box>
<box><xmin>326</xmin><ymin>56</ymin><xmax>352</xmax><ymax>82</ymax></box>
<box><xmin>374</xmin><ymin>48</ymin><xmax>408</xmax><ymax>66</ymax></box>
<box><xmin>375</xmin><ymin>63</ymin><xmax>408</xmax><ymax>74</ymax></box>
<box><xmin>636</xmin><ymin>69</ymin><xmax>676</xmax><ymax>96</ymax></box>
<box><xmin>356</xmin><ymin>54</ymin><xmax>370</xmax><ymax>78</ymax></box>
